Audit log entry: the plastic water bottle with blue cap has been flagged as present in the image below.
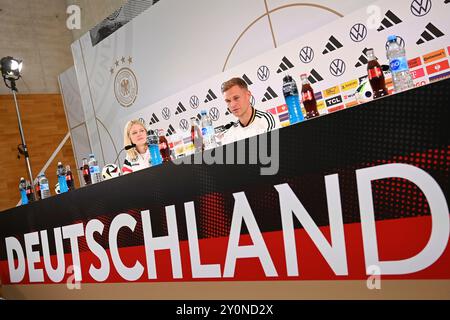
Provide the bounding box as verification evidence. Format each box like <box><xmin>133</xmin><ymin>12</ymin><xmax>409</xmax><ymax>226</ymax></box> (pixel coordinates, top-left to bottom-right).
<box><xmin>386</xmin><ymin>35</ymin><xmax>414</xmax><ymax>93</ymax></box>
<box><xmin>88</xmin><ymin>154</ymin><xmax>102</xmax><ymax>184</ymax></box>
<box><xmin>39</xmin><ymin>173</ymin><xmax>51</xmax><ymax>199</ymax></box>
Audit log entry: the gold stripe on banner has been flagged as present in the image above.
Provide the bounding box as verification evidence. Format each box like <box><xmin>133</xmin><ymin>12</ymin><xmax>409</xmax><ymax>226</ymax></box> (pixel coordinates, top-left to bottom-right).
<box><xmin>2</xmin><ymin>280</ymin><xmax>450</xmax><ymax>300</ymax></box>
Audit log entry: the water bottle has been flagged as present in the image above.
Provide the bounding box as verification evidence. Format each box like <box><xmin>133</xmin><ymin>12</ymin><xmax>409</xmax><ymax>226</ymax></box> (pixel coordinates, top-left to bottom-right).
<box><xmin>39</xmin><ymin>173</ymin><xmax>51</xmax><ymax>199</ymax></box>
<box><xmin>200</xmin><ymin>110</ymin><xmax>216</xmax><ymax>150</ymax></box>
<box><xmin>56</xmin><ymin>162</ymin><xmax>69</xmax><ymax>193</ymax></box>
<box><xmin>88</xmin><ymin>154</ymin><xmax>102</xmax><ymax>184</ymax></box>
<box><xmin>282</xmin><ymin>75</ymin><xmax>304</xmax><ymax>125</ymax></box>
<box><xmin>386</xmin><ymin>35</ymin><xmax>414</xmax><ymax>93</ymax></box>
<box><xmin>19</xmin><ymin>177</ymin><xmax>28</xmax><ymax>205</ymax></box>
<box><xmin>147</xmin><ymin>130</ymin><xmax>163</xmax><ymax>166</ymax></box>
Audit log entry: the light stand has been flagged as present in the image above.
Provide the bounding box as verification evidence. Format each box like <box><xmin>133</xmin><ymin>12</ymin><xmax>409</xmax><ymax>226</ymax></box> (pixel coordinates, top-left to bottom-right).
<box><xmin>1</xmin><ymin>56</ymin><xmax>36</xmax><ymax>201</ymax></box>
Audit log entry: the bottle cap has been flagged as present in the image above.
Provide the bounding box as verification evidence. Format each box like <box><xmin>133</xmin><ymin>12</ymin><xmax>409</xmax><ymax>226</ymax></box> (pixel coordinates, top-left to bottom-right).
<box><xmin>57</xmin><ymin>161</ymin><xmax>62</xmax><ymax>166</ymax></box>
<box><xmin>89</xmin><ymin>153</ymin><xmax>94</xmax><ymax>158</ymax></box>
<box><xmin>387</xmin><ymin>35</ymin><xmax>397</xmax><ymax>42</ymax></box>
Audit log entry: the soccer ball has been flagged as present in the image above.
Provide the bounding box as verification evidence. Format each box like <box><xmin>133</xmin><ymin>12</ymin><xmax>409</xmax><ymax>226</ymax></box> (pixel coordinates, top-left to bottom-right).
<box><xmin>102</xmin><ymin>163</ymin><xmax>121</xmax><ymax>180</ymax></box>
<box><xmin>355</xmin><ymin>79</ymin><xmax>373</xmax><ymax>104</ymax></box>
<box><xmin>55</xmin><ymin>183</ymin><xmax>60</xmax><ymax>194</ymax></box>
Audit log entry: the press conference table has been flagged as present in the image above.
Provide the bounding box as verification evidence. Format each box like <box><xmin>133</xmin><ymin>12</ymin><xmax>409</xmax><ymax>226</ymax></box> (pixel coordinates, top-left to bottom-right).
<box><xmin>0</xmin><ymin>79</ymin><xmax>449</xmax><ymax>299</ymax></box>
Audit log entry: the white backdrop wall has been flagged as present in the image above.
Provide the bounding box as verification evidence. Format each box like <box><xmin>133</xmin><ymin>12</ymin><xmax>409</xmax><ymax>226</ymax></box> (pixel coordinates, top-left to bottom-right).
<box><xmin>62</xmin><ymin>0</ymin><xmax>450</xmax><ymax>168</ymax></box>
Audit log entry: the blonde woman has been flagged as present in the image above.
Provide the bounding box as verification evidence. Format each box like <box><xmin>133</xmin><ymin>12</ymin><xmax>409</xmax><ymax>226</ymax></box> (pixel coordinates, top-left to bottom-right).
<box><xmin>122</xmin><ymin>119</ymin><xmax>151</xmax><ymax>174</ymax></box>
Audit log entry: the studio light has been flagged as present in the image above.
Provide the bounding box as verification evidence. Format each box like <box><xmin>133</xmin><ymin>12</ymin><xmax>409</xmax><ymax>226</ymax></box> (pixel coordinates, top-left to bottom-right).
<box><xmin>1</xmin><ymin>56</ymin><xmax>23</xmax><ymax>81</ymax></box>
<box><xmin>1</xmin><ymin>56</ymin><xmax>36</xmax><ymax>202</ymax></box>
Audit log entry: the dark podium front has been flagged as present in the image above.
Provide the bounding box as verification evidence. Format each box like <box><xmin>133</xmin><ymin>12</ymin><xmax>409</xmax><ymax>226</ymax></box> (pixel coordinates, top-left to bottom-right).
<box><xmin>0</xmin><ymin>79</ymin><xmax>449</xmax><ymax>299</ymax></box>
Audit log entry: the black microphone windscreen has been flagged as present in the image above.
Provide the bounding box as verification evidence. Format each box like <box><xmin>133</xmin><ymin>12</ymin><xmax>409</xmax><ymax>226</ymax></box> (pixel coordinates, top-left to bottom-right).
<box><xmin>125</xmin><ymin>143</ymin><xmax>136</xmax><ymax>150</ymax></box>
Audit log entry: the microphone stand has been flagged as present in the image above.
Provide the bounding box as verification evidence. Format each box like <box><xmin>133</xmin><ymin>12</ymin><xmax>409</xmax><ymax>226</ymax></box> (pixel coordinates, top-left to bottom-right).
<box><xmin>6</xmin><ymin>77</ymin><xmax>36</xmax><ymax>201</ymax></box>
<box><xmin>113</xmin><ymin>144</ymin><xmax>135</xmax><ymax>170</ymax></box>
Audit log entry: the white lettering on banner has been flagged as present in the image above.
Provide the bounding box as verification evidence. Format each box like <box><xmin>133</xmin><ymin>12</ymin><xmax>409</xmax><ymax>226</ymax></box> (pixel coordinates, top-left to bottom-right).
<box><xmin>3</xmin><ymin>164</ymin><xmax>449</xmax><ymax>283</ymax></box>
<box><xmin>85</xmin><ymin>219</ymin><xmax>110</xmax><ymax>282</ymax></box>
<box><xmin>62</xmin><ymin>223</ymin><xmax>84</xmax><ymax>282</ymax></box>
<box><xmin>24</xmin><ymin>232</ymin><xmax>44</xmax><ymax>282</ymax></box>
<box><xmin>185</xmin><ymin>202</ymin><xmax>222</xmax><ymax>278</ymax></box>
<box><xmin>223</xmin><ymin>192</ymin><xmax>278</xmax><ymax>278</ymax></box>
<box><xmin>40</xmin><ymin>228</ymin><xmax>65</xmax><ymax>283</ymax></box>
<box><xmin>141</xmin><ymin>208</ymin><xmax>183</xmax><ymax>279</ymax></box>
<box><xmin>356</xmin><ymin>163</ymin><xmax>449</xmax><ymax>275</ymax></box>
<box><xmin>275</xmin><ymin>174</ymin><xmax>348</xmax><ymax>276</ymax></box>
<box><xmin>5</xmin><ymin>237</ymin><xmax>26</xmax><ymax>283</ymax></box>
<box><xmin>109</xmin><ymin>214</ymin><xmax>144</xmax><ymax>281</ymax></box>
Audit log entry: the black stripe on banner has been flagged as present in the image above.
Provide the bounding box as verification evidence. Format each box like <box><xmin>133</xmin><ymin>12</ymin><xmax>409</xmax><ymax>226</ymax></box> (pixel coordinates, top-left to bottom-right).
<box><xmin>385</xmin><ymin>10</ymin><xmax>402</xmax><ymax>24</ymax></box>
<box><xmin>421</xmin><ymin>31</ymin><xmax>434</xmax><ymax>41</ymax></box>
<box><xmin>267</xmin><ymin>87</ymin><xmax>278</xmax><ymax>98</ymax></box>
<box><xmin>282</xmin><ymin>57</ymin><xmax>294</xmax><ymax>68</ymax></box>
<box><xmin>329</xmin><ymin>36</ymin><xmax>342</xmax><ymax>48</ymax></box>
<box><xmin>426</xmin><ymin>23</ymin><xmax>444</xmax><ymax>37</ymax></box>
<box><xmin>311</xmin><ymin>69</ymin><xmax>323</xmax><ymax>81</ymax></box>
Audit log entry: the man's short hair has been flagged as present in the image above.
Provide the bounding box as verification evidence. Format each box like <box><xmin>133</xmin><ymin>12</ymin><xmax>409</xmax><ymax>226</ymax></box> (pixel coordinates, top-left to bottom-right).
<box><xmin>221</xmin><ymin>77</ymin><xmax>248</xmax><ymax>93</ymax></box>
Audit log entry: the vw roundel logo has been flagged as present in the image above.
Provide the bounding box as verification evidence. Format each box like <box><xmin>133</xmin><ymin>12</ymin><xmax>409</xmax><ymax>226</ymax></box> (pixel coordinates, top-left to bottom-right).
<box><xmin>209</xmin><ymin>107</ymin><xmax>220</xmax><ymax>121</ymax></box>
<box><xmin>161</xmin><ymin>107</ymin><xmax>171</xmax><ymax>120</ymax></box>
<box><xmin>189</xmin><ymin>95</ymin><xmax>199</xmax><ymax>109</ymax></box>
<box><xmin>349</xmin><ymin>23</ymin><xmax>367</xmax><ymax>42</ymax></box>
<box><xmin>257</xmin><ymin>66</ymin><xmax>270</xmax><ymax>81</ymax></box>
<box><xmin>329</xmin><ymin>59</ymin><xmax>346</xmax><ymax>77</ymax></box>
<box><xmin>299</xmin><ymin>46</ymin><xmax>314</xmax><ymax>63</ymax></box>
<box><xmin>410</xmin><ymin>0</ymin><xmax>432</xmax><ymax>17</ymax></box>
<box><xmin>385</xmin><ymin>36</ymin><xmax>405</xmax><ymax>51</ymax></box>
<box><xmin>179</xmin><ymin>119</ymin><xmax>189</xmax><ymax>132</ymax></box>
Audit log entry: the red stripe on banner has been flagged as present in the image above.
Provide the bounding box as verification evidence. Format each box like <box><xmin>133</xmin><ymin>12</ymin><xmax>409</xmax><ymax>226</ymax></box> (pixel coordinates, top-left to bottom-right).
<box><xmin>328</xmin><ymin>105</ymin><xmax>344</xmax><ymax>113</ymax></box>
<box><xmin>408</xmin><ymin>57</ymin><xmax>422</xmax><ymax>69</ymax></box>
<box><xmin>276</xmin><ymin>104</ymin><xmax>288</xmax><ymax>114</ymax></box>
<box><xmin>426</xmin><ymin>60</ymin><xmax>450</xmax><ymax>75</ymax></box>
<box><xmin>410</xmin><ymin>68</ymin><xmax>425</xmax><ymax>80</ymax></box>
<box><xmin>1</xmin><ymin>215</ymin><xmax>449</xmax><ymax>285</ymax></box>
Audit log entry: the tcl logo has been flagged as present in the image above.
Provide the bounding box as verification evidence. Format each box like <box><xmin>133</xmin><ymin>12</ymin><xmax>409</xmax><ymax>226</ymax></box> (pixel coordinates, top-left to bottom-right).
<box><xmin>325</xmin><ymin>95</ymin><xmax>343</xmax><ymax>107</ymax></box>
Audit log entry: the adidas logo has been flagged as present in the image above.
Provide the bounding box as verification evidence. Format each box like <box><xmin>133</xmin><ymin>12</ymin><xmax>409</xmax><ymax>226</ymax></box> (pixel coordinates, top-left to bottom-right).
<box><xmin>174</xmin><ymin>102</ymin><xmax>187</xmax><ymax>115</ymax></box>
<box><xmin>276</xmin><ymin>56</ymin><xmax>294</xmax><ymax>73</ymax></box>
<box><xmin>261</xmin><ymin>86</ymin><xmax>278</xmax><ymax>102</ymax></box>
<box><xmin>204</xmin><ymin>89</ymin><xmax>217</xmax><ymax>103</ymax></box>
<box><xmin>355</xmin><ymin>48</ymin><xmax>370</xmax><ymax>68</ymax></box>
<box><xmin>322</xmin><ymin>36</ymin><xmax>343</xmax><ymax>54</ymax></box>
<box><xmin>416</xmin><ymin>23</ymin><xmax>444</xmax><ymax>45</ymax></box>
<box><xmin>242</xmin><ymin>74</ymin><xmax>253</xmax><ymax>85</ymax></box>
<box><xmin>166</xmin><ymin>124</ymin><xmax>176</xmax><ymax>136</ymax></box>
<box><xmin>149</xmin><ymin>113</ymin><xmax>159</xmax><ymax>125</ymax></box>
<box><xmin>377</xmin><ymin>10</ymin><xmax>402</xmax><ymax>32</ymax></box>
<box><xmin>308</xmin><ymin>69</ymin><xmax>324</xmax><ymax>84</ymax></box>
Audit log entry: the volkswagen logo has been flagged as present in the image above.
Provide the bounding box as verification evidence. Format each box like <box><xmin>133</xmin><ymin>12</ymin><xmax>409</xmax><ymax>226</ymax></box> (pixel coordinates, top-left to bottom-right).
<box><xmin>161</xmin><ymin>107</ymin><xmax>171</xmax><ymax>120</ymax></box>
<box><xmin>299</xmin><ymin>46</ymin><xmax>314</xmax><ymax>63</ymax></box>
<box><xmin>257</xmin><ymin>66</ymin><xmax>270</xmax><ymax>81</ymax></box>
<box><xmin>250</xmin><ymin>95</ymin><xmax>255</xmax><ymax>107</ymax></box>
<box><xmin>385</xmin><ymin>36</ymin><xmax>405</xmax><ymax>51</ymax></box>
<box><xmin>410</xmin><ymin>0</ymin><xmax>432</xmax><ymax>17</ymax></box>
<box><xmin>189</xmin><ymin>95</ymin><xmax>200</xmax><ymax>109</ymax></box>
<box><xmin>179</xmin><ymin>119</ymin><xmax>189</xmax><ymax>132</ymax></box>
<box><xmin>329</xmin><ymin>59</ymin><xmax>346</xmax><ymax>77</ymax></box>
<box><xmin>349</xmin><ymin>23</ymin><xmax>367</xmax><ymax>42</ymax></box>
<box><xmin>209</xmin><ymin>107</ymin><xmax>220</xmax><ymax>121</ymax></box>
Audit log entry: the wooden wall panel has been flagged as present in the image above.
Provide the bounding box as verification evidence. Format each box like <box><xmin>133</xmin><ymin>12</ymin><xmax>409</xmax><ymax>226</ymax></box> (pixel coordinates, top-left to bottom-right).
<box><xmin>0</xmin><ymin>93</ymin><xmax>80</xmax><ymax>212</ymax></box>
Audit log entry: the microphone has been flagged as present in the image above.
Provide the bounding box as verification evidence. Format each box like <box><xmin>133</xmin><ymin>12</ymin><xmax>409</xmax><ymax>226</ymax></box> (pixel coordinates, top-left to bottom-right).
<box><xmin>113</xmin><ymin>143</ymin><xmax>136</xmax><ymax>169</ymax></box>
